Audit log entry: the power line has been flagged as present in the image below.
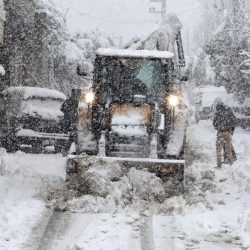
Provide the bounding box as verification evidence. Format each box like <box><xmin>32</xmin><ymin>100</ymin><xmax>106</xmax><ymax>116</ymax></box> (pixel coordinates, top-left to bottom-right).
<box><xmin>69</xmin><ymin>7</ymin><xmax>158</xmax><ymax>24</ymax></box>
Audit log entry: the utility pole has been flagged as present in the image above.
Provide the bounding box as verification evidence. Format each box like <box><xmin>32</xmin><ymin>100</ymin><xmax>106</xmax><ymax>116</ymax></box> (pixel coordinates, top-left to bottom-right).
<box><xmin>149</xmin><ymin>0</ymin><xmax>166</xmax><ymax>17</ymax></box>
<box><xmin>232</xmin><ymin>0</ymin><xmax>241</xmax><ymax>40</ymax></box>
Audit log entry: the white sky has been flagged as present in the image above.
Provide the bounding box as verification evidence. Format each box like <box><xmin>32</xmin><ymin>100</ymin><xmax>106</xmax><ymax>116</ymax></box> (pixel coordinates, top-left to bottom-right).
<box><xmin>51</xmin><ymin>0</ymin><xmax>203</xmax><ymax>54</ymax></box>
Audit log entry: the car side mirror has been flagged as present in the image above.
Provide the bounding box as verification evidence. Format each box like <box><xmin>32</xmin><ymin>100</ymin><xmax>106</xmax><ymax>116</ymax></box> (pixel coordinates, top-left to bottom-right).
<box><xmin>180</xmin><ymin>68</ymin><xmax>189</xmax><ymax>81</ymax></box>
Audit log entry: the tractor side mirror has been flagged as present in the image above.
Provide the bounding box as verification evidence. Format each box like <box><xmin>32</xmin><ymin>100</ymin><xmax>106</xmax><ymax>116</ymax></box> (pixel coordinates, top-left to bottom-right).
<box><xmin>77</xmin><ymin>64</ymin><xmax>88</xmax><ymax>76</ymax></box>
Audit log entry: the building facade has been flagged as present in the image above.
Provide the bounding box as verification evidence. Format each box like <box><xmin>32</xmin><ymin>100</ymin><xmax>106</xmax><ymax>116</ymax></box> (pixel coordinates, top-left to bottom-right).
<box><xmin>2</xmin><ymin>0</ymin><xmax>50</xmax><ymax>89</ymax></box>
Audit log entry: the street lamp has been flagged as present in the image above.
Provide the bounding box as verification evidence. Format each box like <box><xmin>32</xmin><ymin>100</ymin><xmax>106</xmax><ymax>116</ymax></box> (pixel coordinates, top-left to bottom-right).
<box><xmin>168</xmin><ymin>95</ymin><xmax>179</xmax><ymax>130</ymax></box>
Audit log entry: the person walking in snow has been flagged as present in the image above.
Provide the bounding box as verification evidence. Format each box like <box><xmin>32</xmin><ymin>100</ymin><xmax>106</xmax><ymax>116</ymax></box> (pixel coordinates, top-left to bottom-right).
<box><xmin>61</xmin><ymin>89</ymin><xmax>81</xmax><ymax>156</ymax></box>
<box><xmin>213</xmin><ymin>101</ymin><xmax>237</xmax><ymax>168</ymax></box>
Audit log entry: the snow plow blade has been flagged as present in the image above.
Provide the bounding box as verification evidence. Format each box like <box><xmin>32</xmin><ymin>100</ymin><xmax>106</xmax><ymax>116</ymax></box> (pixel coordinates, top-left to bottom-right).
<box><xmin>66</xmin><ymin>155</ymin><xmax>185</xmax><ymax>184</ymax></box>
<box><xmin>99</xmin><ymin>157</ymin><xmax>185</xmax><ymax>182</ymax></box>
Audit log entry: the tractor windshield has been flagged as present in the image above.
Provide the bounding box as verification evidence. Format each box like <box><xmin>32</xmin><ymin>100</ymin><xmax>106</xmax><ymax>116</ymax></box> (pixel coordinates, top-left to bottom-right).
<box><xmin>95</xmin><ymin>57</ymin><xmax>170</xmax><ymax>102</ymax></box>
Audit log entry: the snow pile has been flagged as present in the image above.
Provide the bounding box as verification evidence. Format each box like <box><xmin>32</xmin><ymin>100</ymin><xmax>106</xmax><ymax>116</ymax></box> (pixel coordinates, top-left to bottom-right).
<box><xmin>56</xmin><ymin>155</ymin><xmax>180</xmax><ymax>213</ymax></box>
<box><xmin>81</xmin><ymin>160</ymin><xmax>124</xmax><ymax>198</ymax></box>
<box><xmin>159</xmin><ymin>196</ymin><xmax>186</xmax><ymax>214</ymax></box>
<box><xmin>128</xmin><ymin>168</ymin><xmax>165</xmax><ymax>203</ymax></box>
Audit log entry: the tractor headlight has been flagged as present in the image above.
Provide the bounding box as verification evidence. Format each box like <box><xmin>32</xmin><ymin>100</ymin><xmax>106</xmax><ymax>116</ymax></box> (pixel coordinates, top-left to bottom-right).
<box><xmin>168</xmin><ymin>95</ymin><xmax>179</xmax><ymax>107</ymax></box>
<box><xmin>84</xmin><ymin>92</ymin><xmax>95</xmax><ymax>104</ymax></box>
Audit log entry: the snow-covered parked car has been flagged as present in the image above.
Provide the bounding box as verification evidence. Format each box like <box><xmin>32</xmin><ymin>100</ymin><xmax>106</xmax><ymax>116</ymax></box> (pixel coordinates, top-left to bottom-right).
<box><xmin>226</xmin><ymin>95</ymin><xmax>250</xmax><ymax>130</ymax></box>
<box><xmin>0</xmin><ymin>86</ymin><xmax>69</xmax><ymax>152</ymax></box>
<box><xmin>194</xmin><ymin>86</ymin><xmax>227</xmax><ymax>122</ymax></box>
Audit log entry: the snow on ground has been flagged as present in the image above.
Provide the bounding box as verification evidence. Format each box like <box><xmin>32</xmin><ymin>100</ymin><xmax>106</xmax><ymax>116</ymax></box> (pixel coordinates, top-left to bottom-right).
<box><xmin>38</xmin><ymin>212</ymin><xmax>142</xmax><ymax>250</ymax></box>
<box><xmin>0</xmin><ymin>150</ymin><xmax>66</xmax><ymax>250</ymax></box>
<box><xmin>0</xmin><ymin>119</ymin><xmax>250</xmax><ymax>249</ymax></box>
<box><xmin>42</xmin><ymin>120</ymin><xmax>250</xmax><ymax>250</ymax></box>
<box><xmin>154</xmin><ymin>120</ymin><xmax>250</xmax><ymax>249</ymax></box>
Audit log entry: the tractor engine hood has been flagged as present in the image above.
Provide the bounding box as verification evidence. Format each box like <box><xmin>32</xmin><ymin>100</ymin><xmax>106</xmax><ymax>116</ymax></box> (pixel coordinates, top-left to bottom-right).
<box><xmin>110</xmin><ymin>103</ymin><xmax>151</xmax><ymax>137</ymax></box>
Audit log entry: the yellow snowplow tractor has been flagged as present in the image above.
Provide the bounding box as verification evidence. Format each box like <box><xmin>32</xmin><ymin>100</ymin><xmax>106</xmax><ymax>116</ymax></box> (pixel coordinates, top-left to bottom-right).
<box><xmin>71</xmin><ymin>48</ymin><xmax>186</xmax><ymax>184</ymax></box>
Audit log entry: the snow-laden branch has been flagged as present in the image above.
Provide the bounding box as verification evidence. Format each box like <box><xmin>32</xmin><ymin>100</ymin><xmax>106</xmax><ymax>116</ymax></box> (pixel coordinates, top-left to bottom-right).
<box><xmin>240</xmin><ymin>49</ymin><xmax>250</xmax><ymax>58</ymax></box>
<box><xmin>0</xmin><ymin>64</ymin><xmax>5</xmax><ymax>76</ymax></box>
<box><xmin>240</xmin><ymin>49</ymin><xmax>250</xmax><ymax>74</ymax></box>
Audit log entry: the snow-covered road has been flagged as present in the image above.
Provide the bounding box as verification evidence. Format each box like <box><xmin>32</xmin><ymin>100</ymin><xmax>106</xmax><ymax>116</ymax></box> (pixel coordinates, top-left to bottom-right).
<box><xmin>0</xmin><ymin>153</ymin><xmax>66</xmax><ymax>250</ymax></box>
<box><xmin>0</xmin><ymin>120</ymin><xmax>250</xmax><ymax>250</ymax></box>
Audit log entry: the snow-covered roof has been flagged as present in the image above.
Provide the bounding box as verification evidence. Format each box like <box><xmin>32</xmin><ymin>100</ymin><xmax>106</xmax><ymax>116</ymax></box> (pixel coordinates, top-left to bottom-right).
<box><xmin>3</xmin><ymin>86</ymin><xmax>66</xmax><ymax>100</ymax></box>
<box><xmin>96</xmin><ymin>48</ymin><xmax>174</xmax><ymax>59</ymax></box>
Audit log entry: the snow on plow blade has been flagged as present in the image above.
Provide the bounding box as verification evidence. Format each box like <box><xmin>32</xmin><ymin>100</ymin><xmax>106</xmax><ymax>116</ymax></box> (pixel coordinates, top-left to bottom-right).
<box><xmin>67</xmin><ymin>155</ymin><xmax>185</xmax><ymax>183</ymax></box>
<box><xmin>98</xmin><ymin>157</ymin><xmax>185</xmax><ymax>182</ymax></box>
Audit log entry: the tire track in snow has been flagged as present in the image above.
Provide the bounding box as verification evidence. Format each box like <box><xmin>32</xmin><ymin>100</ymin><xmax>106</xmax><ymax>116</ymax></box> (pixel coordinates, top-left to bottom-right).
<box><xmin>140</xmin><ymin>215</ymin><xmax>155</xmax><ymax>250</ymax></box>
<box><xmin>36</xmin><ymin>211</ymin><xmax>71</xmax><ymax>250</ymax></box>
<box><xmin>24</xmin><ymin>209</ymin><xmax>53</xmax><ymax>250</ymax></box>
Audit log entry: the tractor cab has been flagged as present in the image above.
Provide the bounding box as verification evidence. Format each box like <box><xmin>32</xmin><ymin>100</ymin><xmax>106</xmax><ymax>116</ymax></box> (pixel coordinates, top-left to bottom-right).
<box><xmin>78</xmin><ymin>48</ymin><xmax>182</xmax><ymax>159</ymax></box>
<box><xmin>93</xmin><ymin>48</ymin><xmax>175</xmax><ymax>106</ymax></box>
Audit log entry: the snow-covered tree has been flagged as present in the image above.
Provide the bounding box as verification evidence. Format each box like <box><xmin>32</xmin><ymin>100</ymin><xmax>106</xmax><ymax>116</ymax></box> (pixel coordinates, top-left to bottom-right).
<box><xmin>205</xmin><ymin>0</ymin><xmax>250</xmax><ymax>98</ymax></box>
<box><xmin>192</xmin><ymin>0</ymin><xmax>233</xmax><ymax>50</ymax></box>
<box><xmin>38</xmin><ymin>2</ymin><xmax>114</xmax><ymax>95</ymax></box>
<box><xmin>52</xmin><ymin>29</ymin><xmax>114</xmax><ymax>95</ymax></box>
<box><xmin>240</xmin><ymin>50</ymin><xmax>250</xmax><ymax>74</ymax></box>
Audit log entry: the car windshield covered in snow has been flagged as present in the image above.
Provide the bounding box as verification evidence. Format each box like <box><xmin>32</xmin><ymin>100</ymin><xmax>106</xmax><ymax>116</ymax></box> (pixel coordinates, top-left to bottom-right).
<box><xmin>0</xmin><ymin>87</ymin><xmax>66</xmax><ymax>121</ymax></box>
<box><xmin>94</xmin><ymin>56</ymin><xmax>170</xmax><ymax>103</ymax></box>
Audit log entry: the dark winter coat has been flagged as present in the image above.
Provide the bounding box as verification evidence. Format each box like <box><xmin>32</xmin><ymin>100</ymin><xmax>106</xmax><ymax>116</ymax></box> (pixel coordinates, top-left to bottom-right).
<box><xmin>61</xmin><ymin>90</ymin><xmax>80</xmax><ymax>131</ymax></box>
<box><xmin>213</xmin><ymin>104</ymin><xmax>237</xmax><ymax>133</ymax></box>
